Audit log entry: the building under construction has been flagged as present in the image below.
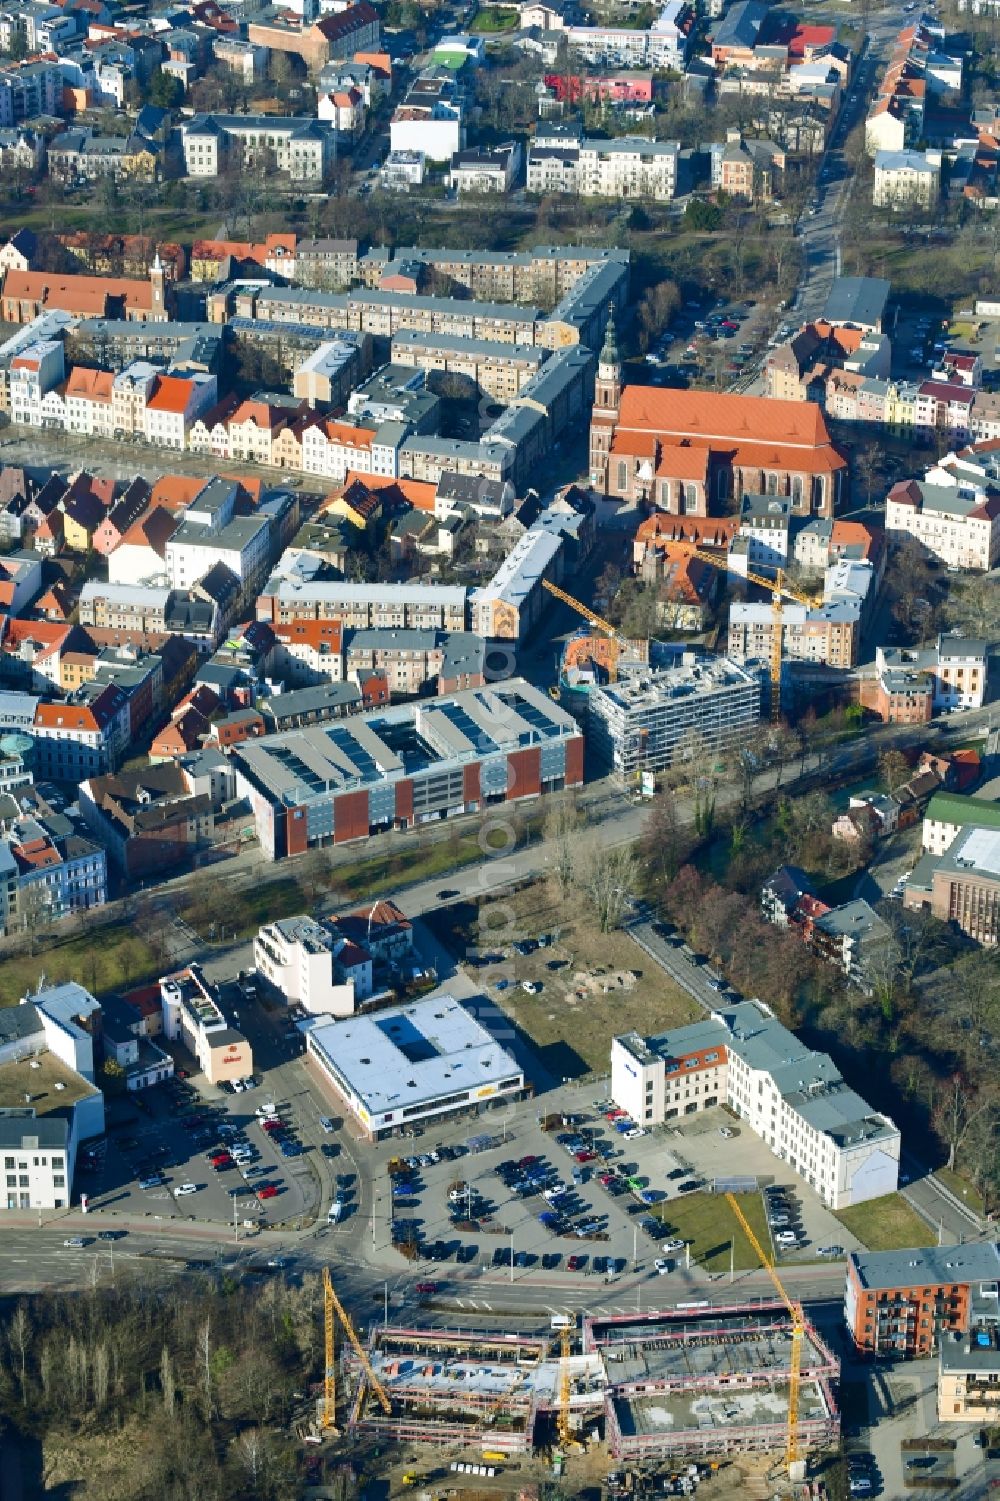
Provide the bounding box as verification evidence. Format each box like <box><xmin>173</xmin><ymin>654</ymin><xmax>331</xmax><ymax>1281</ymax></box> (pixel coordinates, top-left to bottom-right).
<box><xmin>335</xmin><ymin>1303</ymin><xmax>839</xmax><ymax>1465</ymax></box>
<box><xmin>586</xmin><ymin>1303</ymin><xmax>840</xmax><ymax>1463</ymax></box>
<box><xmin>344</xmin><ymin>1327</ymin><xmax>548</xmax><ymax>1455</ymax></box>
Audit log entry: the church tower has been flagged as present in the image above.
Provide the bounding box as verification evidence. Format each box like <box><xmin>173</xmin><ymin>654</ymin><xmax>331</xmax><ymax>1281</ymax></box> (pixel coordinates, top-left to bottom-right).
<box><xmin>150</xmin><ymin>251</ymin><xmax>166</xmax><ymax>322</ymax></box>
<box><xmin>589</xmin><ymin>309</ymin><xmax>621</xmax><ymax>490</ymax></box>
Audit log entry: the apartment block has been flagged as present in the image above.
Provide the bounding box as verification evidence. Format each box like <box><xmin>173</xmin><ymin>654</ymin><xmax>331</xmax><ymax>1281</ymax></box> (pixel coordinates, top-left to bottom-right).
<box><xmin>588</xmin><ymin>654</ymin><xmax>762</xmax><ymax>779</ymax></box>
<box><xmin>160</xmin><ymin>964</ymin><xmax>252</xmax><ymax>1085</ymax></box>
<box><xmin>845</xmin><ymin>1243</ymin><xmax>1000</xmax><ymax>1356</ymax></box>
<box><xmin>886</xmin><ymin>477</ymin><xmax>1000</xmax><ymax>571</ymax></box>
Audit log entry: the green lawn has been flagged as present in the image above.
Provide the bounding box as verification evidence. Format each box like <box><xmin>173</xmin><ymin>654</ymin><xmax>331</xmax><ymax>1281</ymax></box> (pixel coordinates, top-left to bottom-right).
<box><xmin>834</xmin><ymin>1194</ymin><xmax>935</xmax><ymax>1251</ymax></box>
<box><xmin>653</xmin><ymin>1190</ymin><xmax>774</xmax><ymax>1274</ymax></box>
<box><xmin>0</xmin><ymin>925</ymin><xmax>159</xmax><ymax>1007</ymax></box>
<box><xmin>469</xmin><ymin>5</ymin><xmax>518</xmax><ymax>29</ymax></box>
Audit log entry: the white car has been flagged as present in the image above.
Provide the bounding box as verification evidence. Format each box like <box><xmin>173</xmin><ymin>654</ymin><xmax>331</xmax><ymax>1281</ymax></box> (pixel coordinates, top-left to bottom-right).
<box><xmin>319</xmin><ymin>1117</ymin><xmax>334</xmax><ymax>1134</ymax></box>
<box><xmin>543</xmin><ymin>1183</ymin><xmax>569</xmax><ymax>1201</ymax></box>
<box><xmin>174</xmin><ymin>1183</ymin><xmax>198</xmax><ymax>1197</ymax></box>
<box><xmin>775</xmin><ymin>1230</ymin><xmax>798</xmax><ymax>1246</ymax></box>
<box><xmin>719</xmin><ymin>1126</ymin><xmax>735</xmax><ymax>1138</ymax></box>
<box><xmin>521</xmin><ymin>980</ymin><xmax>541</xmax><ymax>995</ymax></box>
<box><xmin>623</xmin><ymin>1127</ymin><xmax>646</xmax><ymax>1140</ymax></box>
<box><xmin>654</xmin><ymin>1258</ymin><xmax>672</xmax><ymax>1275</ymax></box>
<box><xmin>662</xmin><ymin>1238</ymin><xmax>685</xmax><ymax>1253</ymax></box>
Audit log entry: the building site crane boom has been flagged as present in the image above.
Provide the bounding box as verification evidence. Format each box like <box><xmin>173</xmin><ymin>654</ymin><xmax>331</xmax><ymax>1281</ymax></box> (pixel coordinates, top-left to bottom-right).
<box><xmin>724</xmin><ymin>1193</ymin><xmax>803</xmax><ymax>1471</ymax></box>
<box><xmin>541</xmin><ymin>578</ymin><xmax>630</xmax><ymax>683</ymax></box>
<box><xmin>674</xmin><ymin>544</ymin><xmax>819</xmax><ymax>720</ymax></box>
<box><xmin>323</xmin><ymin>1266</ymin><xmax>392</xmax><ymax>1420</ymax></box>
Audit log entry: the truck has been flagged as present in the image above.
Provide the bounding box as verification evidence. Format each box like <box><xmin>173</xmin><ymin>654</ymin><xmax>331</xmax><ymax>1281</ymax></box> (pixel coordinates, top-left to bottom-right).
<box><xmin>327</xmin><ymin>1199</ymin><xmax>344</xmax><ymax>1224</ymax></box>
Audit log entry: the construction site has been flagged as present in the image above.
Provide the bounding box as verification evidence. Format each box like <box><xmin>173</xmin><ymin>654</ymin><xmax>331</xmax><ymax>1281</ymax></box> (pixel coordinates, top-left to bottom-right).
<box><xmin>588</xmin><ymin>1304</ymin><xmax>840</xmax><ymax>1463</ymax></box>
<box><xmin>326</xmin><ymin>1303</ymin><xmax>839</xmax><ymax>1465</ymax></box>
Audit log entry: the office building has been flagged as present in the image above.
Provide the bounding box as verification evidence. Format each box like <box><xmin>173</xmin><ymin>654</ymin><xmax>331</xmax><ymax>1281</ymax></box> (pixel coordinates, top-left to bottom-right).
<box><xmin>612</xmin><ymin>999</ymin><xmax>900</xmax><ymax>1209</ymax></box>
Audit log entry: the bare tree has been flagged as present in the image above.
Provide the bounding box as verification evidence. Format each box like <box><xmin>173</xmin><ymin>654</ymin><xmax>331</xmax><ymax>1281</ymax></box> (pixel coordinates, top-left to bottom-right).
<box><xmin>578</xmin><ymin>841</ymin><xmax>638</xmax><ymax>933</ymax></box>
<box><xmin>161</xmin><ymin>1344</ymin><xmax>176</xmax><ymax>1416</ymax></box>
<box><xmin>544</xmin><ymin>796</ymin><xmax>581</xmax><ymax>901</ymax></box>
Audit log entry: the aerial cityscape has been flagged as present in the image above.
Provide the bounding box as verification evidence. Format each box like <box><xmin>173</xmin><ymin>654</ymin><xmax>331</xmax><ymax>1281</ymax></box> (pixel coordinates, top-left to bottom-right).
<box><xmin>0</xmin><ymin>0</ymin><xmax>998</xmax><ymax>1492</ymax></box>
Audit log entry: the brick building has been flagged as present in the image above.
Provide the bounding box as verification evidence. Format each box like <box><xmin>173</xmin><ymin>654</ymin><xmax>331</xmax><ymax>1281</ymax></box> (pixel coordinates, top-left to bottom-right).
<box><xmin>845</xmin><ymin>1243</ymin><xmax>1000</xmax><ymax>1357</ymax></box>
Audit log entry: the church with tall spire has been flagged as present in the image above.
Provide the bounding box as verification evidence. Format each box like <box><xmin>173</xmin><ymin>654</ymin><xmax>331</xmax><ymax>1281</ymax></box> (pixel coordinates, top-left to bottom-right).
<box><xmin>589</xmin><ymin>310</ymin><xmax>621</xmax><ymax>488</ymax></box>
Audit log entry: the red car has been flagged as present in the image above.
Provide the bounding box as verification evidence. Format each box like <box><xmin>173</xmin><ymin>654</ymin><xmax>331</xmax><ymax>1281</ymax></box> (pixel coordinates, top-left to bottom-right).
<box><xmin>574</xmin><ymin>1150</ymin><xmax>596</xmax><ymax>1163</ymax></box>
<box><xmin>176</xmin><ymin>1069</ymin><xmax>190</xmax><ymax>1079</ymax></box>
<box><xmin>599</xmin><ymin>1173</ymin><xmax>615</xmax><ymax>1186</ymax></box>
<box><xmin>212</xmin><ymin>1159</ymin><xmax>234</xmax><ymax>1172</ymax></box>
<box><xmin>567</xmin><ymin>1255</ymin><xmax>584</xmax><ymax>1272</ymax></box>
<box><xmin>518</xmin><ymin>1155</ymin><xmax>538</xmax><ymax>1167</ymax></box>
<box><xmin>257</xmin><ymin>1185</ymin><xmax>278</xmax><ymax>1201</ymax></box>
<box><xmin>415</xmin><ymin>1281</ymin><xmax>437</xmax><ymax>1294</ymax></box>
<box><xmin>262</xmin><ymin>1120</ymin><xmax>284</xmax><ymax>1133</ymax></box>
<box><xmin>209</xmin><ymin>1153</ymin><xmax>233</xmax><ymax>1167</ymax></box>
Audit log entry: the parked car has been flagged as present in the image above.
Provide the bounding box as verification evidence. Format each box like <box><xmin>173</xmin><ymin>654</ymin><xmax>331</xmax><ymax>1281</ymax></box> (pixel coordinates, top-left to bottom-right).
<box><xmin>174</xmin><ymin>1183</ymin><xmax>198</xmax><ymax>1197</ymax></box>
<box><xmin>654</xmin><ymin>1258</ymin><xmax>672</xmax><ymax>1275</ymax></box>
<box><xmin>257</xmin><ymin>1185</ymin><xmax>279</xmax><ymax>1201</ymax></box>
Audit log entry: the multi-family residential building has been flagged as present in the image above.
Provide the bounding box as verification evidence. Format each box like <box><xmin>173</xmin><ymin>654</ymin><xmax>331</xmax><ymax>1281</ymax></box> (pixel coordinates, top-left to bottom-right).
<box><xmin>247</xmin><ymin>3</ymin><xmax>379</xmax><ymax>71</ymax></box>
<box><xmin>0</xmin><ymin>816</ymin><xmax>106</xmax><ymax>933</ymax></box>
<box><xmin>8</xmin><ymin>339</ymin><xmax>64</xmax><ymax>427</ymax></box>
<box><xmin>873</xmin><ymin>148</ymin><xmax>940</xmax><ymax>208</ymax></box>
<box><xmin>886</xmin><ymin>476</ymin><xmax>1000</xmax><ymax>570</ymax></box>
<box><xmin>253</xmin><ymin>914</ymin><xmax>373</xmax><ymax>1017</ymax></box>
<box><xmin>922</xmin><ymin>791</ymin><xmax>1000</xmax><ymax>856</ymax></box>
<box><xmin>845</xmin><ymin>1243</ymin><xmax>1000</xmax><ymax>1356</ymax></box>
<box><xmin>46</xmin><ymin>128</ymin><xmax>159</xmax><ymax>183</ymax></box>
<box><xmin>79</xmin><ymin>762</ymin><xmax>214</xmax><ymax>880</ymax></box>
<box><xmin>30</xmin><ymin>681</ymin><xmax>131</xmax><ymax>779</ymax></box>
<box><xmin>612</xmin><ymin>999</ymin><xmax>900</xmax><ymax>1208</ymax></box>
<box><xmin>143</xmin><ymin>372</ymin><xmax>217</xmax><ymax>449</ymax></box>
<box><xmin>876</xmin><ymin>635</ymin><xmax>987</xmax><ymax>711</ymax></box>
<box><xmin>588</xmin><ymin>654</ymin><xmax>762</xmax><ymax>778</ymax></box>
<box><xmin>449</xmin><ymin>141</ymin><xmax>522</xmax><ymax>193</ymax></box>
<box><xmin>179</xmin><ymin>113</ymin><xmax>337</xmax><ymax>183</ymax></box>
<box><xmin>344</xmin><ymin>628</ymin><xmax>484</xmax><ymax>695</ymax></box>
<box><xmin>389</xmin><ymin>330</ymin><xmax>546</xmax><ymax>402</ymax></box>
<box><xmin>390</xmin><ymin>70</ymin><xmax>465</xmax><ymax>160</ymax></box>
<box><xmin>258</xmin><ymin>552</ymin><xmax>467</xmax><ymax>630</ymax></box>
<box><xmin>160</xmin><ymin>964</ymin><xmax>252</xmax><ymax>1085</ymax></box>
<box><xmin>528</xmin><ymin>135</ymin><xmax>681</xmax><ymax>201</ymax></box>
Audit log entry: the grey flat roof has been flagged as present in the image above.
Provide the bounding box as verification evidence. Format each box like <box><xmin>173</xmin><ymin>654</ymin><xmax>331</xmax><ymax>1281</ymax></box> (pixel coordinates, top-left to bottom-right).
<box><xmin>822</xmin><ymin>275</ymin><xmax>891</xmax><ymax>329</ymax></box>
<box><xmin>850</xmin><ymin>1242</ymin><xmax>1000</xmax><ymax>1292</ymax></box>
<box><xmin>391</xmin><ymin>329</ymin><xmax>545</xmax><ymax>362</ymax></box>
<box><xmin>308</xmin><ymin>994</ymin><xmax>522</xmax><ymax>1116</ymax></box>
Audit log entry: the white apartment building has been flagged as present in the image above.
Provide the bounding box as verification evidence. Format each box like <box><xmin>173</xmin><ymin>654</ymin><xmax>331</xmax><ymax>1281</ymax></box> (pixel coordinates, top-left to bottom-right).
<box><xmin>873</xmin><ymin>149</ymin><xmax>940</xmax><ymax>209</ymax></box>
<box><xmin>611</xmin><ymin>999</ymin><xmax>900</xmax><ymax>1209</ymax></box>
<box><xmin>8</xmin><ymin>339</ymin><xmax>65</xmax><ymax>427</ymax></box>
<box><xmin>886</xmin><ymin>476</ymin><xmax>1000</xmax><ymax>571</ymax></box>
<box><xmin>254</xmin><ymin>914</ymin><xmax>373</xmax><ymax>1017</ymax></box>
<box><xmin>143</xmin><ymin>372</ymin><xmax>217</xmax><ymax>450</ymax></box>
<box><xmin>300</xmin><ymin>416</ymin><xmax>377</xmax><ymax>482</ymax></box>
<box><xmin>164</xmin><ymin>479</ymin><xmax>270</xmax><ymax>597</ymax></box>
<box><xmin>449</xmin><ymin>141</ymin><xmax>522</xmax><ymax>193</ymax></box>
<box><xmin>877</xmin><ymin>634</ymin><xmax>987</xmax><ymax>711</ymax></box>
<box><xmin>160</xmin><ymin>965</ymin><xmax>252</xmax><ymax>1086</ymax></box>
<box><xmin>112</xmin><ymin>361</ymin><xmax>161</xmax><ymax>437</ymax></box>
<box><xmin>180</xmin><ymin>114</ymin><xmax>335</xmax><ymax>183</ymax></box>
<box><xmin>529</xmin><ymin>136</ymin><xmax>680</xmax><ymax>201</ymax></box>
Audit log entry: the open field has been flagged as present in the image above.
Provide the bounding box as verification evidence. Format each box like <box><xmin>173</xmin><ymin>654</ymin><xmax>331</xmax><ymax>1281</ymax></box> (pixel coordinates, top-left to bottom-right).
<box><xmin>469</xmin><ymin>5</ymin><xmax>519</xmax><ymax>29</ymax></box>
<box><xmin>0</xmin><ymin>924</ymin><xmax>159</xmax><ymax>1007</ymax></box>
<box><xmin>834</xmin><ymin>1193</ymin><xmax>936</xmax><ymax>1251</ymax></box>
<box><xmin>440</xmin><ymin>879</ymin><xmax>700</xmax><ymax>1076</ymax></box>
<box><xmin>652</xmin><ymin>1190</ymin><xmax>773</xmax><ymax>1275</ymax></box>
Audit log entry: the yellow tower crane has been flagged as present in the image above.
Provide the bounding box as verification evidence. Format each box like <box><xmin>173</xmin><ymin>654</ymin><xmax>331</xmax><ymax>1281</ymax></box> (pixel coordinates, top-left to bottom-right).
<box><xmin>322</xmin><ymin>1266</ymin><xmax>392</xmax><ymax>1432</ymax></box>
<box><xmin>673</xmin><ymin>545</ymin><xmax>820</xmax><ymax>721</ymax></box>
<box><xmin>541</xmin><ymin>578</ymin><xmax>632</xmax><ymax>684</ymax></box>
<box><xmin>556</xmin><ymin>1319</ymin><xmax>573</xmax><ymax>1449</ymax></box>
<box><xmin>725</xmin><ymin>1193</ymin><xmax>804</xmax><ymax>1473</ymax></box>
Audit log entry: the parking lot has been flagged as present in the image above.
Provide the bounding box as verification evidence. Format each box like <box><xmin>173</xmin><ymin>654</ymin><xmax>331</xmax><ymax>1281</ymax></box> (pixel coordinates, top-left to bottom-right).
<box><xmin>367</xmin><ymin>1090</ymin><xmax>866</xmax><ymax>1284</ymax></box>
<box><xmin>80</xmin><ymin>1067</ymin><xmax>325</xmax><ymax>1233</ymax></box>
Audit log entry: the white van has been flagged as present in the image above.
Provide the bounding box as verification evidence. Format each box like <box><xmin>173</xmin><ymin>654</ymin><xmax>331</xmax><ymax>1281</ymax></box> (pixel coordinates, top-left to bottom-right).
<box><xmin>550</xmin><ymin>1314</ymin><xmax>575</xmax><ymax>1331</ymax></box>
<box><xmin>328</xmin><ymin>1199</ymin><xmax>344</xmax><ymax>1224</ymax></box>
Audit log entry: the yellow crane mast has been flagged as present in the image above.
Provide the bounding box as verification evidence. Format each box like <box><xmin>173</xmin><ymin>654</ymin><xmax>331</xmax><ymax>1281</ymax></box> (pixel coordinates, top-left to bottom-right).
<box><xmin>323</xmin><ymin>1265</ymin><xmax>336</xmax><ymax>1430</ymax></box>
<box><xmin>541</xmin><ymin>578</ymin><xmax>631</xmax><ymax>683</ymax></box>
<box><xmin>724</xmin><ymin>1194</ymin><xmax>803</xmax><ymax>1471</ymax></box>
<box><xmin>556</xmin><ymin>1319</ymin><xmax>573</xmax><ymax>1448</ymax></box>
<box><xmin>675</xmin><ymin>545</ymin><xmax>818</xmax><ymax>721</ymax></box>
<box><xmin>322</xmin><ymin>1266</ymin><xmax>392</xmax><ymax>1426</ymax></box>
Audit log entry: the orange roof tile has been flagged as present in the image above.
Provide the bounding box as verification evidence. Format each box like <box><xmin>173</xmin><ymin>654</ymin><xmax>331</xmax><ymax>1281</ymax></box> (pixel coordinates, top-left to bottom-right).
<box><xmin>146</xmin><ymin>375</ymin><xmax>200</xmax><ymax>415</ymax></box>
<box><xmin>274</xmin><ymin>619</ymin><xmax>344</xmax><ymax>651</ymax></box>
<box><xmin>65</xmin><ymin>366</ymin><xmax>114</xmax><ymax>401</ymax></box>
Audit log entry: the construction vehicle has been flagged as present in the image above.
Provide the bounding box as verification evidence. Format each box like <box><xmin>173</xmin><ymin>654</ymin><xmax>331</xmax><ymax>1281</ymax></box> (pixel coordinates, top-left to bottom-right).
<box><xmin>724</xmin><ymin>1194</ymin><xmax>804</xmax><ymax>1475</ymax></box>
<box><xmin>671</xmin><ymin>544</ymin><xmax>819</xmax><ymax>720</ymax></box>
<box><xmin>321</xmin><ymin>1266</ymin><xmax>392</xmax><ymax>1432</ymax></box>
<box><xmin>541</xmin><ymin>578</ymin><xmax>631</xmax><ymax>684</ymax></box>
